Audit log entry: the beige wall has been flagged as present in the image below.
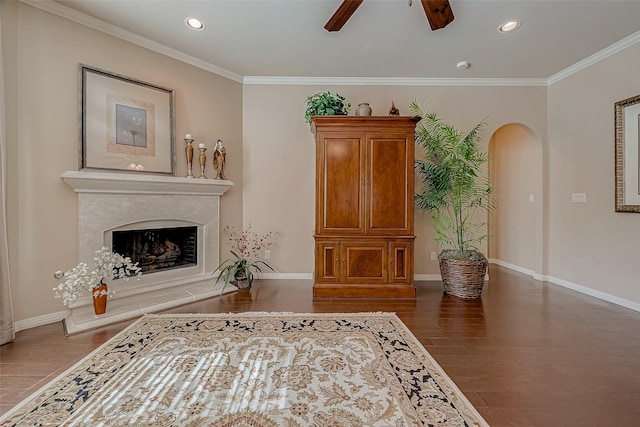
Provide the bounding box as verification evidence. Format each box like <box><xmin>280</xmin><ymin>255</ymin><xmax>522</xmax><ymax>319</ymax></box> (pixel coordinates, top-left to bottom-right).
<box><xmin>547</xmin><ymin>43</ymin><xmax>640</xmax><ymax>303</ymax></box>
<box><xmin>243</xmin><ymin>85</ymin><xmax>547</xmax><ymax>276</ymax></box>
<box><xmin>2</xmin><ymin>1</ymin><xmax>243</xmax><ymax>322</ymax></box>
<box><xmin>4</xmin><ymin>1</ymin><xmax>639</xmax><ymax>325</ymax></box>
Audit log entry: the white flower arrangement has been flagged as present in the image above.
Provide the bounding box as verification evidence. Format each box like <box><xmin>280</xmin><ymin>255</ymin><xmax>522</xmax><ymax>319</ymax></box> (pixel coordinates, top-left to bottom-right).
<box><xmin>53</xmin><ymin>247</ymin><xmax>142</xmax><ymax>307</ymax></box>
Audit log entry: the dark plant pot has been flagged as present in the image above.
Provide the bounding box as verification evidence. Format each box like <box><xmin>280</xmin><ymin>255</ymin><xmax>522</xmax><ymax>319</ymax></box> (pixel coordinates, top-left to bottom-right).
<box><xmin>233</xmin><ymin>272</ymin><xmax>252</xmax><ymax>289</ymax></box>
<box><xmin>439</xmin><ymin>255</ymin><xmax>487</xmax><ymax>300</ymax></box>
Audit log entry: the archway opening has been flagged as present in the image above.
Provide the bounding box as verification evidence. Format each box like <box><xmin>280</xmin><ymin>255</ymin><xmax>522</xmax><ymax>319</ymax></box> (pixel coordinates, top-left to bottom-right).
<box><xmin>488</xmin><ymin>123</ymin><xmax>543</xmax><ymax>277</ymax></box>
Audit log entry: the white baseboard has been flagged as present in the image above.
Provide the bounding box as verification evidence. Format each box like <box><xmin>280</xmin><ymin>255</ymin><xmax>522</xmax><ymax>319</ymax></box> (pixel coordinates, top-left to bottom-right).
<box><xmin>541</xmin><ymin>274</ymin><xmax>640</xmax><ymax>312</ymax></box>
<box><xmin>259</xmin><ymin>273</ymin><xmax>313</xmax><ymax>280</ymax></box>
<box><xmin>414</xmin><ymin>274</ymin><xmax>442</xmax><ymax>281</ymax></box>
<box><xmin>488</xmin><ymin>258</ymin><xmax>536</xmax><ymax>277</ymax></box>
<box><xmin>14</xmin><ymin>310</ymin><xmax>69</xmax><ymax>332</ymax></box>
<box><xmin>262</xmin><ymin>273</ymin><xmax>448</xmax><ymax>281</ymax></box>
<box><xmin>489</xmin><ymin>258</ymin><xmax>640</xmax><ymax>313</ymax></box>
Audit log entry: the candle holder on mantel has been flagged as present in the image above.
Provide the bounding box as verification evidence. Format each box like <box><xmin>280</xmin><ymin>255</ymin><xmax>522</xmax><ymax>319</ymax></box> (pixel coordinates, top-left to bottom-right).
<box><xmin>184</xmin><ymin>138</ymin><xmax>195</xmax><ymax>178</ymax></box>
<box><xmin>198</xmin><ymin>146</ymin><xmax>207</xmax><ymax>179</ymax></box>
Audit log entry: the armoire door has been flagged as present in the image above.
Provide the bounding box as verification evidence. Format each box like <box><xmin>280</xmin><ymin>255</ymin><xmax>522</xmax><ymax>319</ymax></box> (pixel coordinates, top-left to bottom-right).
<box><xmin>389</xmin><ymin>241</ymin><xmax>413</xmax><ymax>284</ymax></box>
<box><xmin>366</xmin><ymin>133</ymin><xmax>414</xmax><ymax>235</ymax></box>
<box><xmin>315</xmin><ymin>241</ymin><xmax>341</xmax><ymax>283</ymax></box>
<box><xmin>316</xmin><ymin>133</ymin><xmax>365</xmax><ymax>234</ymax></box>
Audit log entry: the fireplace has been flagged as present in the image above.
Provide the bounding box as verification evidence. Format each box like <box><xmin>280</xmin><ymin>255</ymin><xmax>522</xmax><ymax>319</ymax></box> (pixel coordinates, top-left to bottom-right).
<box><xmin>61</xmin><ymin>170</ymin><xmax>233</xmax><ymax>334</ymax></box>
<box><xmin>112</xmin><ymin>226</ymin><xmax>198</xmax><ymax>274</ymax></box>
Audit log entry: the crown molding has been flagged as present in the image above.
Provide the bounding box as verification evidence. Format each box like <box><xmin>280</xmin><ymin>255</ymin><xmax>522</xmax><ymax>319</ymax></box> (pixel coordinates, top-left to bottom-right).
<box><xmin>20</xmin><ymin>0</ymin><xmax>640</xmax><ymax>88</ymax></box>
<box><xmin>243</xmin><ymin>76</ymin><xmax>547</xmax><ymax>87</ymax></box>
<box><xmin>20</xmin><ymin>0</ymin><xmax>243</xmax><ymax>83</ymax></box>
<box><xmin>547</xmin><ymin>30</ymin><xmax>640</xmax><ymax>86</ymax></box>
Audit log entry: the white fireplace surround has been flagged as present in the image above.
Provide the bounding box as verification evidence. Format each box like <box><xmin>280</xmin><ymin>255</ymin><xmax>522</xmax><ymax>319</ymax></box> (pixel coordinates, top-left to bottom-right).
<box><xmin>61</xmin><ymin>170</ymin><xmax>233</xmax><ymax>334</ymax></box>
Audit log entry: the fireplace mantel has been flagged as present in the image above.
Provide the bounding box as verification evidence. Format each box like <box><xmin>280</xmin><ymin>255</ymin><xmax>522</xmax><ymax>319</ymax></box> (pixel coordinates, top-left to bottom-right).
<box><xmin>62</xmin><ymin>170</ymin><xmax>233</xmax><ymax>195</ymax></box>
<box><xmin>61</xmin><ymin>170</ymin><xmax>234</xmax><ymax>334</ymax></box>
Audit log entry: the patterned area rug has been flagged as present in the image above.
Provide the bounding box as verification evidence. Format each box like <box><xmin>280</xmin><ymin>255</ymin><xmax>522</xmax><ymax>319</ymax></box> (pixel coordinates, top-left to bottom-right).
<box><xmin>0</xmin><ymin>312</ymin><xmax>488</xmax><ymax>426</ymax></box>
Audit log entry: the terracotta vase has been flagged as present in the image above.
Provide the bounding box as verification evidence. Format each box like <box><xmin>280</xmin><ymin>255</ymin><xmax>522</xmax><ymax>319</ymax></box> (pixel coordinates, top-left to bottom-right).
<box><xmin>92</xmin><ymin>283</ymin><xmax>108</xmax><ymax>315</ymax></box>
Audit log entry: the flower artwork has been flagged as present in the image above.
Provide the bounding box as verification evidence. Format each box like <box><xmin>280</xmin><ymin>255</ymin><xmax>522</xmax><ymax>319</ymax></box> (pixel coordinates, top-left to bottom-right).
<box><xmin>53</xmin><ymin>247</ymin><xmax>142</xmax><ymax>307</ymax></box>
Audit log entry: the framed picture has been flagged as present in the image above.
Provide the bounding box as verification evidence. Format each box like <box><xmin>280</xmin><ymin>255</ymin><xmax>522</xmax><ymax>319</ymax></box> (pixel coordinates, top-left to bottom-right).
<box><xmin>615</xmin><ymin>94</ymin><xmax>640</xmax><ymax>212</ymax></box>
<box><xmin>80</xmin><ymin>65</ymin><xmax>175</xmax><ymax>174</ymax></box>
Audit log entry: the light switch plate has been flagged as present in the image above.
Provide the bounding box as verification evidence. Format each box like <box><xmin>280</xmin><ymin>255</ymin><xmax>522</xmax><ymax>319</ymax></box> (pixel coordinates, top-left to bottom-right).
<box><xmin>571</xmin><ymin>193</ymin><xmax>587</xmax><ymax>203</ymax></box>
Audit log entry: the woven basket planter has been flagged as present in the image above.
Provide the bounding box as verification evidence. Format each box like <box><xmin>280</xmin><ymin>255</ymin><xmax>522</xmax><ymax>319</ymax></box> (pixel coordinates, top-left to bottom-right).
<box><xmin>439</xmin><ymin>256</ymin><xmax>488</xmax><ymax>299</ymax></box>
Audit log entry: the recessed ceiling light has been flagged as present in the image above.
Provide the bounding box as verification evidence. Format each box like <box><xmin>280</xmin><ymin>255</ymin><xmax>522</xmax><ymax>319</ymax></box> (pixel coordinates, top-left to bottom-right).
<box><xmin>498</xmin><ymin>20</ymin><xmax>521</xmax><ymax>33</ymax></box>
<box><xmin>185</xmin><ymin>17</ymin><xmax>205</xmax><ymax>31</ymax></box>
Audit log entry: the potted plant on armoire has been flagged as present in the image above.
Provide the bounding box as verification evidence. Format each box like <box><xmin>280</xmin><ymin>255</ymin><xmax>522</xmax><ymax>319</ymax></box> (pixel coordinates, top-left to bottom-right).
<box><xmin>304</xmin><ymin>91</ymin><xmax>351</xmax><ymax>128</ymax></box>
<box><xmin>411</xmin><ymin>102</ymin><xmax>497</xmax><ymax>299</ymax></box>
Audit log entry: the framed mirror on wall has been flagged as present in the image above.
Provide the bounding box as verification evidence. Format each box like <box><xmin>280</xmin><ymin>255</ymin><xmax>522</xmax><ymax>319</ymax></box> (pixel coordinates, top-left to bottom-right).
<box><xmin>614</xmin><ymin>94</ymin><xmax>640</xmax><ymax>213</ymax></box>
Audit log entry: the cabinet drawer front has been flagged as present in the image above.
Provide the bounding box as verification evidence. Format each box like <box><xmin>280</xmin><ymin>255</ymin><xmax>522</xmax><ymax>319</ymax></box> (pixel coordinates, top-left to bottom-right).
<box><xmin>367</xmin><ymin>134</ymin><xmax>413</xmax><ymax>234</ymax></box>
<box><xmin>341</xmin><ymin>242</ymin><xmax>387</xmax><ymax>283</ymax></box>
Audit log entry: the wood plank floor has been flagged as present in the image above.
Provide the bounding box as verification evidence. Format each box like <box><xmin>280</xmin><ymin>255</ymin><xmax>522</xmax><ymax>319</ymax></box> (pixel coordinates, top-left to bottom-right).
<box><xmin>1</xmin><ymin>265</ymin><xmax>640</xmax><ymax>426</ymax></box>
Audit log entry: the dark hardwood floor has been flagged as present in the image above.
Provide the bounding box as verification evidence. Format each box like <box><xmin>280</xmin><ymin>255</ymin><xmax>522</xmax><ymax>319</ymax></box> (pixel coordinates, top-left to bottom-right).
<box><xmin>1</xmin><ymin>265</ymin><xmax>639</xmax><ymax>426</ymax></box>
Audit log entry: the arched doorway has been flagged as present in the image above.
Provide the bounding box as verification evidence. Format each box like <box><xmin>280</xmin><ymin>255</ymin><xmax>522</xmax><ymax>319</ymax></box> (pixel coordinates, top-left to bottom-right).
<box><xmin>488</xmin><ymin>124</ymin><xmax>544</xmax><ymax>278</ymax></box>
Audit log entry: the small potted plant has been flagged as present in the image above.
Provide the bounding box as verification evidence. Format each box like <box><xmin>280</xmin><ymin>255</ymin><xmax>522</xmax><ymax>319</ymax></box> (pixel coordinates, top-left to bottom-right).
<box><xmin>411</xmin><ymin>102</ymin><xmax>498</xmax><ymax>299</ymax></box>
<box><xmin>214</xmin><ymin>224</ymin><xmax>277</xmax><ymax>292</ymax></box>
<box><xmin>304</xmin><ymin>91</ymin><xmax>351</xmax><ymax>125</ymax></box>
<box><xmin>53</xmin><ymin>247</ymin><xmax>141</xmax><ymax>315</ymax></box>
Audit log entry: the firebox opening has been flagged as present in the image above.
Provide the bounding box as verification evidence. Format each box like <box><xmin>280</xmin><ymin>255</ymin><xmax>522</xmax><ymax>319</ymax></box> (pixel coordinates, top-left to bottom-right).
<box><xmin>112</xmin><ymin>226</ymin><xmax>197</xmax><ymax>274</ymax></box>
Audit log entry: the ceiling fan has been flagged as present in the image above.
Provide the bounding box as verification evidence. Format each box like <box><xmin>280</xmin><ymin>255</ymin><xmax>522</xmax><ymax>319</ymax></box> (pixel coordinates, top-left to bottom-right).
<box><xmin>325</xmin><ymin>0</ymin><xmax>454</xmax><ymax>32</ymax></box>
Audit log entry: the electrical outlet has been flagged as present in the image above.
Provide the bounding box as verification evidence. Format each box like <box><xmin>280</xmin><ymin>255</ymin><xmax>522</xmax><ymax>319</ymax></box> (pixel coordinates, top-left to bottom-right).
<box><xmin>264</xmin><ymin>250</ymin><xmax>271</xmax><ymax>260</ymax></box>
<box><xmin>430</xmin><ymin>251</ymin><xmax>437</xmax><ymax>261</ymax></box>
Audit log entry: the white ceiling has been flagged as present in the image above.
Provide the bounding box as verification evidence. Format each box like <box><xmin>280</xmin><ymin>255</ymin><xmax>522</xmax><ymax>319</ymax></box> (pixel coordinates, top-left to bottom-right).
<box><xmin>49</xmin><ymin>0</ymin><xmax>640</xmax><ymax>82</ymax></box>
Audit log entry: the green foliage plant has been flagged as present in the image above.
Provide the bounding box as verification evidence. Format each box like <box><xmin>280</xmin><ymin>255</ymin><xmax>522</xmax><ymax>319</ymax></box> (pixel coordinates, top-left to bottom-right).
<box><xmin>213</xmin><ymin>250</ymin><xmax>275</xmax><ymax>293</ymax></box>
<box><xmin>411</xmin><ymin>102</ymin><xmax>497</xmax><ymax>260</ymax></box>
<box><xmin>304</xmin><ymin>91</ymin><xmax>351</xmax><ymax>124</ymax></box>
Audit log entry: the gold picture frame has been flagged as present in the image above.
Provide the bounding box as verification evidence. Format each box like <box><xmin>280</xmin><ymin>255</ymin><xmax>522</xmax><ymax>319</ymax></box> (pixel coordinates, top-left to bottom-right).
<box><xmin>80</xmin><ymin>65</ymin><xmax>175</xmax><ymax>174</ymax></box>
<box><xmin>614</xmin><ymin>94</ymin><xmax>640</xmax><ymax>212</ymax></box>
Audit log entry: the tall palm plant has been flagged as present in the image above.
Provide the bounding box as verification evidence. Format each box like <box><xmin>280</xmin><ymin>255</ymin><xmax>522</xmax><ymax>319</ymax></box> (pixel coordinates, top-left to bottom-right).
<box><xmin>411</xmin><ymin>102</ymin><xmax>497</xmax><ymax>260</ymax></box>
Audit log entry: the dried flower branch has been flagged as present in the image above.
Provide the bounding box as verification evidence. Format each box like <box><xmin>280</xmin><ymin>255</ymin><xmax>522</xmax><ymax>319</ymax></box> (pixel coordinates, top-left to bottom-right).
<box><xmin>223</xmin><ymin>224</ymin><xmax>278</xmax><ymax>260</ymax></box>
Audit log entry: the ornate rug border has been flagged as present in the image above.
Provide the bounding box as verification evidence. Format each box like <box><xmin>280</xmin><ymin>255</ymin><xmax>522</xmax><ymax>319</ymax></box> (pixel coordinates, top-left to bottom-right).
<box><xmin>0</xmin><ymin>312</ymin><xmax>489</xmax><ymax>427</ymax></box>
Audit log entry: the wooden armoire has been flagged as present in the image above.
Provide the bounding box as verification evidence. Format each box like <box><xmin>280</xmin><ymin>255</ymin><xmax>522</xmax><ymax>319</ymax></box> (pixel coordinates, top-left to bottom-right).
<box><xmin>312</xmin><ymin>116</ymin><xmax>419</xmax><ymax>298</ymax></box>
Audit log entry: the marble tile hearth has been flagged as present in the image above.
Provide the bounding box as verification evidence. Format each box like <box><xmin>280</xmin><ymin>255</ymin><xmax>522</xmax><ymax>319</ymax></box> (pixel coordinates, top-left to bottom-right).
<box><xmin>61</xmin><ymin>170</ymin><xmax>234</xmax><ymax>334</ymax></box>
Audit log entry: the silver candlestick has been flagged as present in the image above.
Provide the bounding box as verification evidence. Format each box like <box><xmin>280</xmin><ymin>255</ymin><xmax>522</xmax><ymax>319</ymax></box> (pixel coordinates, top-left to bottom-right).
<box><xmin>184</xmin><ymin>138</ymin><xmax>195</xmax><ymax>178</ymax></box>
<box><xmin>198</xmin><ymin>146</ymin><xmax>207</xmax><ymax>179</ymax></box>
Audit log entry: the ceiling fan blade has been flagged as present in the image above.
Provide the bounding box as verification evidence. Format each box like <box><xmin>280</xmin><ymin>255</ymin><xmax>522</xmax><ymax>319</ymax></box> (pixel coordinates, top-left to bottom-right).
<box><xmin>420</xmin><ymin>0</ymin><xmax>454</xmax><ymax>30</ymax></box>
<box><xmin>325</xmin><ymin>0</ymin><xmax>365</xmax><ymax>32</ymax></box>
